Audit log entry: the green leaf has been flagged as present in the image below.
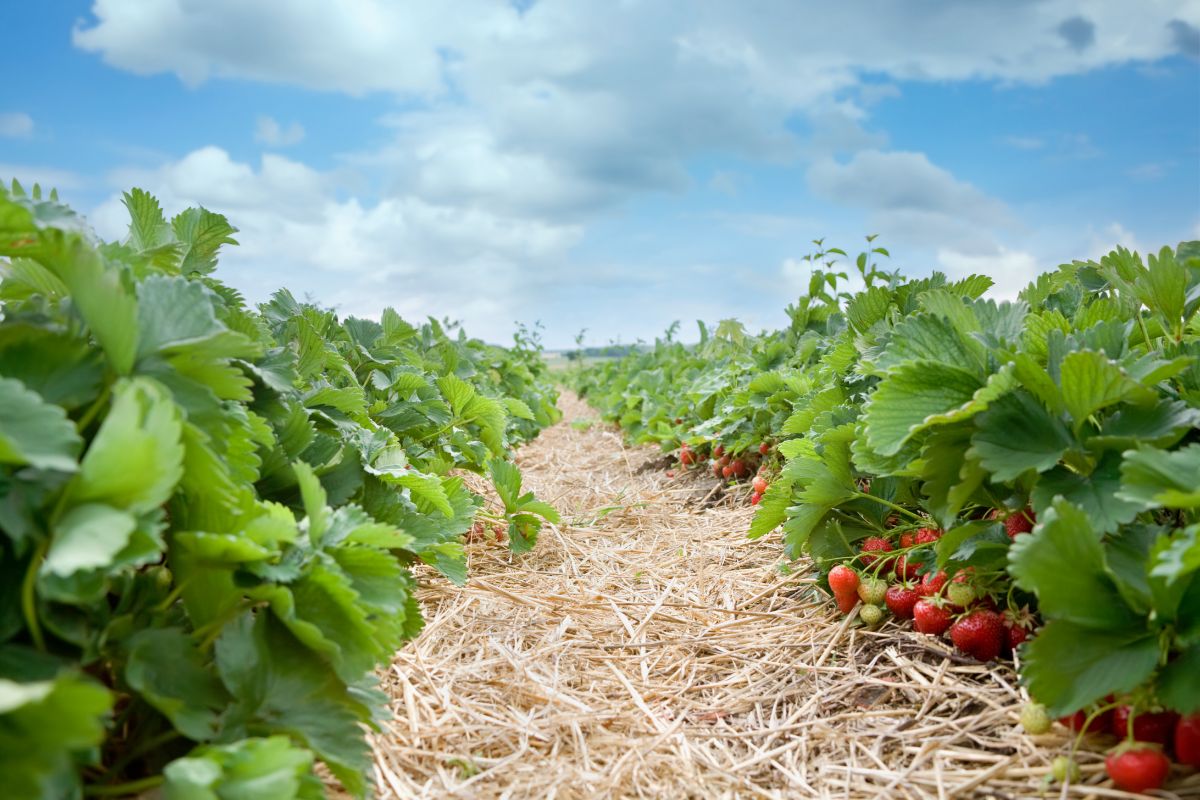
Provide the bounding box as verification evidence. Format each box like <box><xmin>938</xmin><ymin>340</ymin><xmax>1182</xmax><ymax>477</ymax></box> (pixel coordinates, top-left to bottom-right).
<box><xmin>0</xmin><ymin>377</ymin><xmax>82</xmax><ymax>471</ymax></box>
<box><xmin>1059</xmin><ymin>350</ymin><xmax>1155</xmax><ymax>429</ymax></box>
<box><xmin>865</xmin><ymin>362</ymin><xmax>1014</xmax><ymax>457</ymax></box>
<box><xmin>125</xmin><ymin>628</ymin><xmax>227</xmax><ymax>740</ymax></box>
<box><xmin>1091</xmin><ymin>399</ymin><xmax>1200</xmax><ymax>449</ymax></box>
<box><xmin>46</xmin><ymin>238</ymin><xmax>140</xmax><ymax>374</ymax></box>
<box><xmin>969</xmin><ymin>390</ymin><xmax>1073</xmax><ymax>481</ymax></box>
<box><xmin>1008</xmin><ymin>500</ymin><xmax>1140</xmax><ymax>629</ymax></box>
<box><xmin>293</xmin><ymin>461</ymin><xmax>330</xmax><ymax>544</ymax></box>
<box><xmin>844</xmin><ymin>286</ymin><xmax>892</xmax><ymax>333</ymax></box>
<box><xmin>488</xmin><ymin>458</ymin><xmax>523</xmax><ymax>512</ymax></box>
<box><xmin>873</xmin><ymin>313</ymin><xmax>986</xmax><ymax>375</ymax></box>
<box><xmin>0</xmin><ymin>674</ymin><xmax>112</xmax><ymax>800</ymax></box>
<box><xmin>502</xmin><ymin>397</ymin><xmax>536</xmax><ymax>421</ymax></box>
<box><xmin>1032</xmin><ymin>452</ymin><xmax>1141</xmax><ymax>534</ymax></box>
<box><xmin>137</xmin><ymin>275</ymin><xmax>255</xmax><ymax>361</ymax></box>
<box><xmin>73</xmin><ymin>378</ymin><xmax>185</xmax><ymax>514</ymax></box>
<box><xmin>918</xmin><ymin>425</ymin><xmax>986</xmax><ymax>528</ymax></box>
<box><xmin>0</xmin><ymin>333</ymin><xmax>104</xmax><ymax>410</ymax></box>
<box><xmin>1151</xmin><ymin>524</ymin><xmax>1200</xmax><ymax>583</ymax></box>
<box><xmin>215</xmin><ymin>613</ymin><xmax>372</xmax><ymax>796</ymax></box>
<box><xmin>1020</xmin><ymin>621</ymin><xmax>1160</xmax><ymax>716</ymax></box>
<box><xmin>41</xmin><ymin>503</ymin><xmax>136</xmax><ymax>577</ymax></box>
<box><xmin>1137</xmin><ymin>246</ymin><xmax>1188</xmax><ymax>333</ymax></box>
<box><xmin>1118</xmin><ymin>444</ymin><xmax>1200</xmax><ymax>509</ymax></box>
<box><xmin>171</xmin><ymin>207</ymin><xmax>238</xmax><ymax>276</ymax></box>
<box><xmin>163</xmin><ymin>737</ymin><xmax>322</xmax><ymax>800</ymax></box>
<box><xmin>1158</xmin><ymin>645</ymin><xmax>1200</xmax><ymax>714</ymax></box>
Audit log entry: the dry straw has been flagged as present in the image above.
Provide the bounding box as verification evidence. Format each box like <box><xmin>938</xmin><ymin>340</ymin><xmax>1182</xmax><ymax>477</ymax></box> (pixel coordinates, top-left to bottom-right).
<box><xmin>344</xmin><ymin>393</ymin><xmax>1200</xmax><ymax>799</ymax></box>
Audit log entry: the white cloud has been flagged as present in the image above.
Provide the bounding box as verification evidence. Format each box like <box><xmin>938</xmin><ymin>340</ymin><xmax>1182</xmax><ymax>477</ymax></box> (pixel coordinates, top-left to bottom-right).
<box><xmin>936</xmin><ymin>246</ymin><xmax>1041</xmax><ymax>299</ymax></box>
<box><xmin>0</xmin><ymin>112</ymin><xmax>34</xmax><ymax>138</ymax></box>
<box><xmin>90</xmin><ymin>146</ymin><xmax>581</xmax><ymax>342</ymax></box>
<box><xmin>66</xmin><ymin>1</ymin><xmax>1200</xmax><ymax>344</ymax></box>
<box><xmin>254</xmin><ymin>115</ymin><xmax>305</xmax><ymax>147</ymax></box>
<box><xmin>807</xmin><ymin>149</ymin><xmax>1013</xmax><ymax>253</ymax></box>
<box><xmin>72</xmin><ymin>0</ymin><xmax>1194</xmax><ymax>220</ymax></box>
<box><xmin>1085</xmin><ymin>222</ymin><xmax>1147</xmax><ymax>260</ymax></box>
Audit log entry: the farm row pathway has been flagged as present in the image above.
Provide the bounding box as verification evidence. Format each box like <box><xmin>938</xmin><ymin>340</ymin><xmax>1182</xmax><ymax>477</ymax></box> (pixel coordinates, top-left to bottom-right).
<box><xmin>363</xmin><ymin>392</ymin><xmax>1125</xmax><ymax>799</ymax></box>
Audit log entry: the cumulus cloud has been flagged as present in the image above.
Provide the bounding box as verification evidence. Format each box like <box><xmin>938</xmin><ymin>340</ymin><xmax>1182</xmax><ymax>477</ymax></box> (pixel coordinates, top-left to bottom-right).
<box><xmin>90</xmin><ymin>147</ymin><xmax>582</xmax><ymax>342</ymax></box>
<box><xmin>254</xmin><ymin>115</ymin><xmax>305</xmax><ymax>147</ymax></box>
<box><xmin>72</xmin><ymin>0</ymin><xmax>1195</xmax><ymax>219</ymax></box>
<box><xmin>936</xmin><ymin>247</ymin><xmax>1041</xmax><ymax>299</ymax></box>
<box><xmin>67</xmin><ymin>0</ymin><xmax>1198</xmax><ymax>343</ymax></box>
<box><xmin>1057</xmin><ymin>16</ymin><xmax>1097</xmax><ymax>51</ymax></box>
<box><xmin>807</xmin><ymin>150</ymin><xmax>1013</xmax><ymax>252</ymax></box>
<box><xmin>0</xmin><ymin>112</ymin><xmax>34</xmax><ymax>138</ymax></box>
<box><xmin>1169</xmin><ymin>18</ymin><xmax>1200</xmax><ymax>57</ymax></box>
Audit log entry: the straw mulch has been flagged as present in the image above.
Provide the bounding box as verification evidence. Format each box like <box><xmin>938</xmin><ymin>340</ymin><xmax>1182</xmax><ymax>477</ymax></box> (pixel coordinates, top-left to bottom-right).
<box><xmin>362</xmin><ymin>392</ymin><xmax>1200</xmax><ymax>799</ymax></box>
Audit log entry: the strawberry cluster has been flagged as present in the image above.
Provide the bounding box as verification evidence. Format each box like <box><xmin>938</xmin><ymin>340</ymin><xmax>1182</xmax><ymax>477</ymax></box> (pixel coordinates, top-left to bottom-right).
<box><xmin>671</xmin><ymin>439</ymin><xmax>774</xmax><ymax>506</ymax></box>
<box><xmin>825</xmin><ymin>520</ymin><xmax>1037</xmax><ymax>663</ymax></box>
<box><xmin>1021</xmin><ymin>699</ymin><xmax>1199</xmax><ymax>792</ymax></box>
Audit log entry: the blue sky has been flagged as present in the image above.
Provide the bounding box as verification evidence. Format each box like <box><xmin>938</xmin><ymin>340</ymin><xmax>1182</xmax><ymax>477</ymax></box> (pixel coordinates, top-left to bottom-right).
<box><xmin>2</xmin><ymin>1</ymin><xmax>1198</xmax><ymax>347</ymax></box>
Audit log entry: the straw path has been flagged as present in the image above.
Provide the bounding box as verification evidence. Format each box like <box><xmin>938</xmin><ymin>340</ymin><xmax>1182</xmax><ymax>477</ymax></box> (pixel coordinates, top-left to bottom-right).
<box><xmin>364</xmin><ymin>392</ymin><xmax>1200</xmax><ymax>799</ymax></box>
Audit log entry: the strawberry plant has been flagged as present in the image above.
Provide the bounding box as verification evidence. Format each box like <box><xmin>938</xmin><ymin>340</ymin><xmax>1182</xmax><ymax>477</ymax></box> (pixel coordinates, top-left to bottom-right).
<box><xmin>0</xmin><ymin>183</ymin><xmax>559</xmax><ymax>798</ymax></box>
<box><xmin>582</xmin><ymin>236</ymin><xmax>1200</xmax><ymax>785</ymax></box>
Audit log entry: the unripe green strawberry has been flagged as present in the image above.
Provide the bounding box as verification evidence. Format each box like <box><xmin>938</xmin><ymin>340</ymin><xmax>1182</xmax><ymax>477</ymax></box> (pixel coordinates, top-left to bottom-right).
<box><xmin>1050</xmin><ymin>756</ymin><xmax>1080</xmax><ymax>783</ymax></box>
<box><xmin>857</xmin><ymin>576</ymin><xmax>887</xmax><ymax>605</ymax></box>
<box><xmin>946</xmin><ymin>581</ymin><xmax>976</xmax><ymax>608</ymax></box>
<box><xmin>1020</xmin><ymin>702</ymin><xmax>1051</xmax><ymax>735</ymax></box>
<box><xmin>859</xmin><ymin>604</ymin><xmax>884</xmax><ymax>627</ymax></box>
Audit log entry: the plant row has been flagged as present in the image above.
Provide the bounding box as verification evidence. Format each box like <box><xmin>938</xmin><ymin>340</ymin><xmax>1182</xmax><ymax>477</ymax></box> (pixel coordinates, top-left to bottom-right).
<box><xmin>0</xmin><ymin>184</ymin><xmax>560</xmax><ymax>798</ymax></box>
<box><xmin>576</xmin><ymin>239</ymin><xmax>1200</xmax><ymax>791</ymax></box>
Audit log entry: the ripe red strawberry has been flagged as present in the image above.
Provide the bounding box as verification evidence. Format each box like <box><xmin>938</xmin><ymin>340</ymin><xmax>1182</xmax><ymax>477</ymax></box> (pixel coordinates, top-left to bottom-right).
<box><xmin>713</xmin><ymin>444</ymin><xmax>725</xmax><ymax>459</ymax></box>
<box><xmin>949</xmin><ymin>609</ymin><xmax>1006</xmax><ymax>661</ymax></box>
<box><xmin>1059</xmin><ymin>698</ymin><xmax>1115</xmax><ymax>734</ymax></box>
<box><xmin>1006</xmin><ymin>624</ymin><xmax>1027</xmax><ymax>652</ymax></box>
<box><xmin>679</xmin><ymin>447</ymin><xmax>695</xmax><ymax>466</ymax></box>
<box><xmin>1105</xmin><ymin>746</ymin><xmax>1170</xmax><ymax>794</ymax></box>
<box><xmin>859</xmin><ymin>537</ymin><xmax>893</xmax><ymax>567</ymax></box>
<box><xmin>759</xmin><ymin>442</ymin><xmax>770</xmax><ymax>455</ymax></box>
<box><xmin>912</xmin><ymin>599</ymin><xmax>952</xmax><ymax>635</ymax></box>
<box><xmin>718</xmin><ymin>453</ymin><xmax>731</xmax><ymax>467</ymax></box>
<box><xmin>899</xmin><ymin>531</ymin><xmax>916</xmax><ymax>548</ymax></box>
<box><xmin>730</xmin><ymin>459</ymin><xmax>749</xmax><ymax>479</ymax></box>
<box><xmin>712</xmin><ymin>462</ymin><xmax>723</xmax><ymax>479</ymax></box>
<box><xmin>1175</xmin><ymin>713</ymin><xmax>1200</xmax><ymax>768</ymax></box>
<box><xmin>1111</xmin><ymin>707</ymin><xmax>1178</xmax><ymax>746</ymax></box>
<box><xmin>885</xmin><ymin>584</ymin><xmax>920</xmax><ymax>619</ymax></box>
<box><xmin>1002</xmin><ymin>606</ymin><xmax>1036</xmax><ymax>655</ymax></box>
<box><xmin>1005</xmin><ymin>507</ymin><xmax>1036</xmax><ymax>539</ymax></box>
<box><xmin>915</xmin><ymin>527</ymin><xmax>941</xmax><ymax>545</ymax></box>
<box><xmin>894</xmin><ymin>554</ymin><xmax>920</xmax><ymax>580</ymax></box>
<box><xmin>752</xmin><ymin>475</ymin><xmax>768</xmax><ymax>494</ymax></box>
<box><xmin>828</xmin><ymin>566</ymin><xmax>860</xmax><ymax>615</ymax></box>
<box><xmin>917</xmin><ymin>570</ymin><xmax>948</xmax><ymax>597</ymax></box>
<box><xmin>750</xmin><ymin>492</ymin><xmax>762</xmax><ymax>505</ymax></box>
<box><xmin>722</xmin><ymin>464</ymin><xmax>734</xmax><ymax>479</ymax></box>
